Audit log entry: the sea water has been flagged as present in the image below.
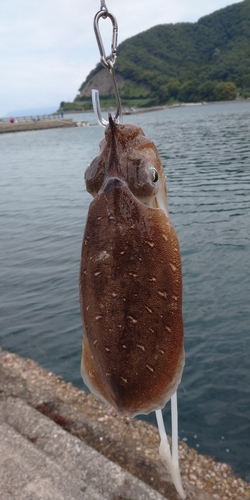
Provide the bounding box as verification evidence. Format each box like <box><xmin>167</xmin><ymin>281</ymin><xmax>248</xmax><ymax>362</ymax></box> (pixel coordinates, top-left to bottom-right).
<box><xmin>0</xmin><ymin>102</ymin><xmax>249</xmax><ymax>481</ymax></box>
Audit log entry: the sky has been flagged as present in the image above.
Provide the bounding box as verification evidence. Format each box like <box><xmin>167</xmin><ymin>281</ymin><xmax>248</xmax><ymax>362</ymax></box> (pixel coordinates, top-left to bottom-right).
<box><xmin>0</xmin><ymin>0</ymin><xmax>243</xmax><ymax>117</ymax></box>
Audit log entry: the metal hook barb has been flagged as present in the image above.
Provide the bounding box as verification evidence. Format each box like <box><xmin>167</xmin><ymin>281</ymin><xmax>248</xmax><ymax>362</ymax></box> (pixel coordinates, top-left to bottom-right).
<box><xmin>92</xmin><ymin>6</ymin><xmax>122</xmax><ymax>127</ymax></box>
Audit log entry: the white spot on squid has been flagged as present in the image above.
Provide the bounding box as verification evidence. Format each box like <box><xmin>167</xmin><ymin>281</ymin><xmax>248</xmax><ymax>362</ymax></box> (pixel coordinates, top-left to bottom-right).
<box><xmin>127</xmin><ymin>316</ymin><xmax>137</xmax><ymax>324</ymax></box>
<box><xmin>145</xmin><ymin>240</ymin><xmax>154</xmax><ymax>248</ymax></box>
<box><xmin>96</xmin><ymin>251</ymin><xmax>110</xmax><ymax>261</ymax></box>
<box><xmin>145</xmin><ymin>306</ymin><xmax>153</xmax><ymax>314</ymax></box>
<box><xmin>136</xmin><ymin>344</ymin><xmax>145</xmax><ymax>351</ymax></box>
<box><xmin>95</xmin><ymin>315</ymin><xmax>102</xmax><ymax>321</ymax></box>
<box><xmin>94</xmin><ymin>271</ymin><xmax>101</xmax><ymax>276</ymax></box>
<box><xmin>170</xmin><ymin>263</ymin><xmax>177</xmax><ymax>272</ymax></box>
<box><xmin>146</xmin><ymin>364</ymin><xmax>154</xmax><ymax>373</ymax></box>
<box><xmin>158</xmin><ymin>291</ymin><xmax>168</xmax><ymax>300</ymax></box>
<box><xmin>121</xmin><ymin>377</ymin><xmax>128</xmax><ymax>383</ymax></box>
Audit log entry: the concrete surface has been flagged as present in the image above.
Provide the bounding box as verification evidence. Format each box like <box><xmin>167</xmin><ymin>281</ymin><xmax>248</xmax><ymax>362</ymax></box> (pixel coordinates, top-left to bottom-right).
<box><xmin>0</xmin><ymin>119</ymin><xmax>76</xmax><ymax>133</ymax></box>
<box><xmin>1</xmin><ymin>348</ymin><xmax>248</xmax><ymax>500</ymax></box>
<box><xmin>0</xmin><ymin>397</ymin><xmax>166</xmax><ymax>500</ymax></box>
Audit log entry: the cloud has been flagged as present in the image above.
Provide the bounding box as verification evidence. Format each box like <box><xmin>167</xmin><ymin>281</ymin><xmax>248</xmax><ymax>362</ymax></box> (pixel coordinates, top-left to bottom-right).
<box><xmin>1</xmin><ymin>51</ymin><xmax>98</xmax><ymax>114</ymax></box>
<box><xmin>0</xmin><ymin>0</ymin><xmax>97</xmax><ymax>114</ymax></box>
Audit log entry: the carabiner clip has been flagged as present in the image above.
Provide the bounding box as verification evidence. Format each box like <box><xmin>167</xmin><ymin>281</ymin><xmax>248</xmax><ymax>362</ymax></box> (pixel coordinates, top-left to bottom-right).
<box><xmin>92</xmin><ymin>7</ymin><xmax>122</xmax><ymax>127</ymax></box>
<box><xmin>94</xmin><ymin>10</ymin><xmax>118</xmax><ymax>69</ymax></box>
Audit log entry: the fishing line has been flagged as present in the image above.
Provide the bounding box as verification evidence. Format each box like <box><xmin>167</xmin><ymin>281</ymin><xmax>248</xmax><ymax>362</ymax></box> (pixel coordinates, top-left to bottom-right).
<box><xmin>100</xmin><ymin>0</ymin><xmax>107</xmax><ymax>11</ymax></box>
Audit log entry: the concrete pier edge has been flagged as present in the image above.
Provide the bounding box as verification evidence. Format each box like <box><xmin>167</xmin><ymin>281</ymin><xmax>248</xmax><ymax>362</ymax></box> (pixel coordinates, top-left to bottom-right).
<box><xmin>0</xmin><ymin>347</ymin><xmax>249</xmax><ymax>499</ymax></box>
<box><xmin>0</xmin><ymin>119</ymin><xmax>76</xmax><ymax>133</ymax></box>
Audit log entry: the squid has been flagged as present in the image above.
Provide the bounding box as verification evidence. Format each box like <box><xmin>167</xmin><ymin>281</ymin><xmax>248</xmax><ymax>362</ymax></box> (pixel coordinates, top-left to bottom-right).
<box><xmin>80</xmin><ymin>117</ymin><xmax>185</xmax><ymax>498</ymax></box>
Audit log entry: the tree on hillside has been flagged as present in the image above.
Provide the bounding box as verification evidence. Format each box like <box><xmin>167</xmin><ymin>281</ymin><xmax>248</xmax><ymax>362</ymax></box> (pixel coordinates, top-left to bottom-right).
<box><xmin>213</xmin><ymin>82</ymin><xmax>237</xmax><ymax>100</ymax></box>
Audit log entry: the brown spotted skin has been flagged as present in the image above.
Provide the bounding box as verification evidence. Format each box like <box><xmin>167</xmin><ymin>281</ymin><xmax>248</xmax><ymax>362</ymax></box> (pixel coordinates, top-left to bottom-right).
<box><xmin>80</xmin><ymin>118</ymin><xmax>184</xmax><ymax>417</ymax></box>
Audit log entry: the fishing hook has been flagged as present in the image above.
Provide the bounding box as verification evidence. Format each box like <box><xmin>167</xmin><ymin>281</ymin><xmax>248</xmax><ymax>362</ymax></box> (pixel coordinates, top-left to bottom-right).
<box><xmin>92</xmin><ymin>4</ymin><xmax>122</xmax><ymax>127</ymax></box>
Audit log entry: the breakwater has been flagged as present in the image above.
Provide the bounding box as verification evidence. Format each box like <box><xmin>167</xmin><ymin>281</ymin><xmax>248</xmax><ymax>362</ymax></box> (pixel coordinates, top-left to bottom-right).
<box><xmin>0</xmin><ymin>118</ymin><xmax>76</xmax><ymax>133</ymax></box>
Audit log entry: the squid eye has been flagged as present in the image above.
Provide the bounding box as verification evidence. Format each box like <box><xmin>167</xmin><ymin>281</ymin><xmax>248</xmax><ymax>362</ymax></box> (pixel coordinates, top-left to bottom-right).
<box><xmin>152</xmin><ymin>168</ymin><xmax>158</xmax><ymax>183</ymax></box>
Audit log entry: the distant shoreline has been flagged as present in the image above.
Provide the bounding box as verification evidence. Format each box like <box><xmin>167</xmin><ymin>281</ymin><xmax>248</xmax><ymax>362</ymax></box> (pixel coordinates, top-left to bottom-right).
<box><xmin>62</xmin><ymin>98</ymin><xmax>250</xmax><ymax>115</ymax></box>
<box><xmin>1</xmin><ymin>99</ymin><xmax>249</xmax><ymax>133</ymax></box>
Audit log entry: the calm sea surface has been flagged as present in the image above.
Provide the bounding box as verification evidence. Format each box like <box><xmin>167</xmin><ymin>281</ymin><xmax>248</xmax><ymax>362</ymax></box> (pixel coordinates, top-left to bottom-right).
<box><xmin>0</xmin><ymin>102</ymin><xmax>249</xmax><ymax>481</ymax></box>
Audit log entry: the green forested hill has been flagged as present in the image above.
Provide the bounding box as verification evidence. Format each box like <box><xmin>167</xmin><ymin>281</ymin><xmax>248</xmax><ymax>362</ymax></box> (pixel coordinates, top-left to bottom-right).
<box><xmin>63</xmin><ymin>0</ymin><xmax>250</xmax><ymax>110</ymax></box>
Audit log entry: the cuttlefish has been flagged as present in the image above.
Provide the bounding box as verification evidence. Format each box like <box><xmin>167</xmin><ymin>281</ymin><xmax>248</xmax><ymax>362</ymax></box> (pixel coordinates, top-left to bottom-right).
<box><xmin>80</xmin><ymin>117</ymin><xmax>185</xmax><ymax>498</ymax></box>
